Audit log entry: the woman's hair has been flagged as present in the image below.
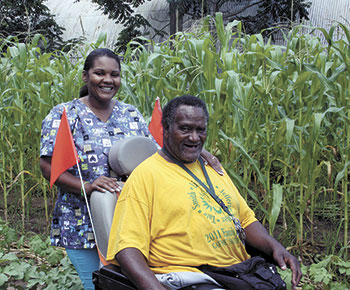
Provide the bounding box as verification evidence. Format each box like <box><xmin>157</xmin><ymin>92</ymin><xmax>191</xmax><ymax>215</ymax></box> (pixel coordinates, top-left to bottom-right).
<box><xmin>161</xmin><ymin>95</ymin><xmax>209</xmax><ymax>130</ymax></box>
<box><xmin>79</xmin><ymin>48</ymin><xmax>121</xmax><ymax>98</ymax></box>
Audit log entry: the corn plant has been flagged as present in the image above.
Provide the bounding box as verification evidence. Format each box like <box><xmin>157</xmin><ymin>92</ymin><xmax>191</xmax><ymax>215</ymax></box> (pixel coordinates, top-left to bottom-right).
<box><xmin>0</xmin><ymin>35</ymin><xmax>83</xmax><ymax>228</ymax></box>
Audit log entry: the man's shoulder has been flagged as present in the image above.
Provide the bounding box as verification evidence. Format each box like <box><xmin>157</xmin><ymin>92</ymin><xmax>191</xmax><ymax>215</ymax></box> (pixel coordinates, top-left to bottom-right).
<box><xmin>121</xmin><ymin>153</ymin><xmax>165</xmax><ymax>192</ymax></box>
<box><xmin>128</xmin><ymin>152</ymin><xmax>173</xmax><ymax>180</ymax></box>
<box><xmin>130</xmin><ymin>152</ymin><xmax>160</xmax><ymax>173</ymax></box>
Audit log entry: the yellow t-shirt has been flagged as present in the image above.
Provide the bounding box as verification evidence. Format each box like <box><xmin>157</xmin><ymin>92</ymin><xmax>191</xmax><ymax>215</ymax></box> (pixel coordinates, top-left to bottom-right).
<box><xmin>107</xmin><ymin>152</ymin><xmax>257</xmax><ymax>273</ymax></box>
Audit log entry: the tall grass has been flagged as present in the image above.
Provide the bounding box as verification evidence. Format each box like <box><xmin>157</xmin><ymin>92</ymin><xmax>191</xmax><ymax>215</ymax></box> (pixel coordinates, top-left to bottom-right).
<box><xmin>0</xmin><ymin>15</ymin><xmax>349</xmax><ymax>258</ymax></box>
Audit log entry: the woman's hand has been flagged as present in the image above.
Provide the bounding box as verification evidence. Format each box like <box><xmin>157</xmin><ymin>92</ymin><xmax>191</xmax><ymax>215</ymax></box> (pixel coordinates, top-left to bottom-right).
<box><xmin>84</xmin><ymin>176</ymin><xmax>122</xmax><ymax>196</ymax></box>
<box><xmin>40</xmin><ymin>156</ymin><xmax>122</xmax><ymax>196</ymax></box>
<box><xmin>200</xmin><ymin>149</ymin><xmax>224</xmax><ymax>175</ymax></box>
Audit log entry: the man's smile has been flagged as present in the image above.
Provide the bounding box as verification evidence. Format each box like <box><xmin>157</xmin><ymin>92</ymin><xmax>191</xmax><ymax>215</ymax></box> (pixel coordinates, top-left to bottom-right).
<box><xmin>183</xmin><ymin>143</ymin><xmax>201</xmax><ymax>150</ymax></box>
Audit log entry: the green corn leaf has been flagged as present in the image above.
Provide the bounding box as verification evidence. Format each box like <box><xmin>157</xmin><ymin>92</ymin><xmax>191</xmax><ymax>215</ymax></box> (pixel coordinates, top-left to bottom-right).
<box><xmin>269</xmin><ymin>184</ymin><xmax>283</xmax><ymax>235</ymax></box>
<box><xmin>219</xmin><ymin>130</ymin><xmax>266</xmax><ymax>188</ymax></box>
<box><xmin>334</xmin><ymin>161</ymin><xmax>350</xmax><ymax>190</ymax></box>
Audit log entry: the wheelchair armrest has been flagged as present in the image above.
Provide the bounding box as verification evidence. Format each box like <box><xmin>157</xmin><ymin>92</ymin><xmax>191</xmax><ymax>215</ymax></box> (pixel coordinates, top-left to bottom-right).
<box><xmin>93</xmin><ymin>264</ymin><xmax>137</xmax><ymax>290</ymax></box>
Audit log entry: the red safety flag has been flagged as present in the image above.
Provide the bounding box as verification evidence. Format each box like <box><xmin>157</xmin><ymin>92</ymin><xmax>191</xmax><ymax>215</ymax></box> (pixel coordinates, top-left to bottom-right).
<box><xmin>148</xmin><ymin>97</ymin><xmax>163</xmax><ymax>147</ymax></box>
<box><xmin>50</xmin><ymin>108</ymin><xmax>79</xmax><ymax>188</ymax></box>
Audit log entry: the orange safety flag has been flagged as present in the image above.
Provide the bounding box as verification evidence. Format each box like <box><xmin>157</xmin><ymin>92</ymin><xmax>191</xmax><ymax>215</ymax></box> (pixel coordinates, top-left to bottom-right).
<box><xmin>50</xmin><ymin>108</ymin><xmax>79</xmax><ymax>188</ymax></box>
<box><xmin>148</xmin><ymin>97</ymin><xmax>163</xmax><ymax>147</ymax></box>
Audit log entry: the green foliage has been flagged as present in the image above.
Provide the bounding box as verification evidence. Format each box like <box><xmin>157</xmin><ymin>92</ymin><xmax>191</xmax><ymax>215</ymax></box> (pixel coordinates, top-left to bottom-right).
<box><xmin>29</xmin><ymin>235</ymin><xmax>65</xmax><ymax>265</ymax></box>
<box><xmin>89</xmin><ymin>0</ymin><xmax>311</xmax><ymax>51</ymax></box>
<box><xmin>0</xmin><ymin>219</ymin><xmax>18</xmax><ymax>248</ymax></box>
<box><xmin>87</xmin><ymin>0</ymin><xmax>149</xmax><ymax>24</ymax></box>
<box><xmin>301</xmin><ymin>255</ymin><xmax>350</xmax><ymax>289</ymax></box>
<box><xmin>254</xmin><ymin>0</ymin><xmax>311</xmax><ymax>32</ymax></box>
<box><xmin>0</xmin><ymin>218</ymin><xmax>81</xmax><ymax>289</ymax></box>
<box><xmin>0</xmin><ymin>0</ymin><xmax>67</xmax><ymax>52</ymax></box>
<box><xmin>115</xmin><ymin>14</ymin><xmax>152</xmax><ymax>53</ymax></box>
<box><xmin>75</xmin><ymin>0</ymin><xmax>155</xmax><ymax>52</ymax></box>
<box><xmin>168</xmin><ymin>0</ymin><xmax>311</xmax><ymax>36</ymax></box>
<box><xmin>276</xmin><ymin>255</ymin><xmax>350</xmax><ymax>289</ymax></box>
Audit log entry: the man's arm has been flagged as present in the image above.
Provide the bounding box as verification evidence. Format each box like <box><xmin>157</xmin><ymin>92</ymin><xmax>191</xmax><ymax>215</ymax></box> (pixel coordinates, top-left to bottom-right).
<box><xmin>116</xmin><ymin>248</ymin><xmax>166</xmax><ymax>290</ymax></box>
<box><xmin>245</xmin><ymin>221</ymin><xmax>302</xmax><ymax>290</ymax></box>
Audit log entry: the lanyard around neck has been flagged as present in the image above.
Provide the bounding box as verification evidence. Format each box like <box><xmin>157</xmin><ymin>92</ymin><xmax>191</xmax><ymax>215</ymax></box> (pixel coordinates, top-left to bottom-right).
<box><xmin>161</xmin><ymin>147</ymin><xmax>246</xmax><ymax>244</ymax></box>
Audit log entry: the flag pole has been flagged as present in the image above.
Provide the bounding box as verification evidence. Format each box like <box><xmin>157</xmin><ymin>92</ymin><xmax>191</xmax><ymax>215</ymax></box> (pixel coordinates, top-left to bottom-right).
<box><xmin>71</xmin><ymin>110</ymin><xmax>98</xmax><ymax>245</ymax></box>
<box><xmin>75</xmin><ymin>160</ymin><xmax>98</xmax><ymax>245</ymax></box>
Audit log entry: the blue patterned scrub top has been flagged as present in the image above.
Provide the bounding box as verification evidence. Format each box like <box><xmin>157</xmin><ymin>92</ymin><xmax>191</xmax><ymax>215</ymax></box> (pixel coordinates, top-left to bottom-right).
<box><xmin>40</xmin><ymin>98</ymin><xmax>154</xmax><ymax>249</ymax></box>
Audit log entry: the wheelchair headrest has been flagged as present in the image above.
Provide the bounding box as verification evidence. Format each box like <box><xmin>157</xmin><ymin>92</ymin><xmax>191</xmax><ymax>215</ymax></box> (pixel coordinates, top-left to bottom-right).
<box><xmin>108</xmin><ymin>136</ymin><xmax>158</xmax><ymax>176</ymax></box>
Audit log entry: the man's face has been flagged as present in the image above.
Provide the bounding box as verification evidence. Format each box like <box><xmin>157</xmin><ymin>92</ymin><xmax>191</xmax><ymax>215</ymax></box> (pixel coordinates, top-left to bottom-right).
<box><xmin>164</xmin><ymin>105</ymin><xmax>207</xmax><ymax>163</ymax></box>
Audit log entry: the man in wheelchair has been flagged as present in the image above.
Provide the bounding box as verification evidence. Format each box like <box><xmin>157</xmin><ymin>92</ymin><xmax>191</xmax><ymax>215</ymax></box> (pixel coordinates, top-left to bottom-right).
<box><xmin>105</xmin><ymin>95</ymin><xmax>302</xmax><ymax>290</ymax></box>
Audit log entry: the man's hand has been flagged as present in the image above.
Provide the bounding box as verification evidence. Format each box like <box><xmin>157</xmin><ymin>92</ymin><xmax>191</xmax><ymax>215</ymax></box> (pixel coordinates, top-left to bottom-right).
<box><xmin>272</xmin><ymin>247</ymin><xmax>302</xmax><ymax>290</ymax></box>
<box><xmin>245</xmin><ymin>221</ymin><xmax>302</xmax><ymax>290</ymax></box>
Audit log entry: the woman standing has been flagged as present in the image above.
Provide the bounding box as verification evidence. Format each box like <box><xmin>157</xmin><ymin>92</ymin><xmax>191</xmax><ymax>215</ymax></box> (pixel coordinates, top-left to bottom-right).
<box><xmin>39</xmin><ymin>48</ymin><xmax>155</xmax><ymax>289</ymax></box>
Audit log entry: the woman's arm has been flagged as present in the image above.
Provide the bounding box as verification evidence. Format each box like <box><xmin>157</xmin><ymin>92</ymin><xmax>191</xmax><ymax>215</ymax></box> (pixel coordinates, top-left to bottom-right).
<box><xmin>40</xmin><ymin>156</ymin><xmax>121</xmax><ymax>195</ymax></box>
<box><xmin>200</xmin><ymin>149</ymin><xmax>224</xmax><ymax>175</ymax></box>
<box><xmin>116</xmin><ymin>248</ymin><xmax>166</xmax><ymax>290</ymax></box>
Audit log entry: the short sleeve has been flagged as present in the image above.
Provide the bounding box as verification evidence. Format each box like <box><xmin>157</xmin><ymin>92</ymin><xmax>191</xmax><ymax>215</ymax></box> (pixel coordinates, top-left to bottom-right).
<box><xmin>124</xmin><ymin>104</ymin><xmax>158</xmax><ymax>145</ymax></box>
<box><xmin>233</xmin><ymin>186</ymin><xmax>257</xmax><ymax>229</ymax></box>
<box><xmin>40</xmin><ymin>102</ymin><xmax>78</xmax><ymax>157</ymax></box>
<box><xmin>40</xmin><ymin>104</ymin><xmax>65</xmax><ymax>157</ymax></box>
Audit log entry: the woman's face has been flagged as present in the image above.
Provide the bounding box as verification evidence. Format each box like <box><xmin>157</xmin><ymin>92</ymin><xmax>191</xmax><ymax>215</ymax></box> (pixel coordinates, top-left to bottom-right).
<box><xmin>82</xmin><ymin>56</ymin><xmax>121</xmax><ymax>104</ymax></box>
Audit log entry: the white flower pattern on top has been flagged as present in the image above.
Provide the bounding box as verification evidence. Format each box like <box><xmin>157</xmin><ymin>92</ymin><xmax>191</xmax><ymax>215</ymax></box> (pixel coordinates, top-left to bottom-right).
<box><xmin>40</xmin><ymin>98</ymin><xmax>154</xmax><ymax>249</ymax></box>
